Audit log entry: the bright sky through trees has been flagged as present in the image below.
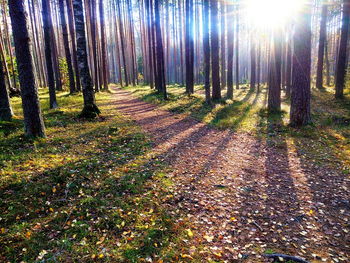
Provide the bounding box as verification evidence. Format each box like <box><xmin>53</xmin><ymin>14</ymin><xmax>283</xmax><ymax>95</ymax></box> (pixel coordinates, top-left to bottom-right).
<box><xmin>246</xmin><ymin>0</ymin><xmax>305</xmax><ymax>28</ymax></box>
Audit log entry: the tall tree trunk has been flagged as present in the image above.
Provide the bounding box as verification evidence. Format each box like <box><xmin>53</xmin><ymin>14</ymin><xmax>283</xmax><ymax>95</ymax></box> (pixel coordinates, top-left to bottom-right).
<box><xmin>203</xmin><ymin>0</ymin><xmax>211</xmax><ymax>102</ymax></box>
<box><xmin>42</xmin><ymin>0</ymin><xmax>58</xmax><ymax>109</ymax></box>
<box><xmin>257</xmin><ymin>44</ymin><xmax>261</xmax><ymax>92</ymax></box>
<box><xmin>268</xmin><ymin>30</ymin><xmax>282</xmax><ymax>112</ymax></box>
<box><xmin>8</xmin><ymin>0</ymin><xmax>46</xmax><ymax>137</ymax></box>
<box><xmin>72</xmin><ymin>0</ymin><xmax>100</xmax><ymax>117</ymax></box>
<box><xmin>226</xmin><ymin>2</ymin><xmax>234</xmax><ymax>99</ymax></box>
<box><xmin>89</xmin><ymin>0</ymin><xmax>100</xmax><ymax>92</ymax></box>
<box><xmin>220</xmin><ymin>2</ymin><xmax>226</xmax><ymax>88</ymax></box>
<box><xmin>0</xmin><ymin>57</ymin><xmax>13</xmax><ymax>121</ymax></box>
<box><xmin>59</xmin><ymin>0</ymin><xmax>76</xmax><ymax>93</ymax></box>
<box><xmin>2</xmin><ymin>0</ymin><xmax>17</xmax><ymax>92</ymax></box>
<box><xmin>66</xmin><ymin>0</ymin><xmax>81</xmax><ymax>91</ymax></box>
<box><xmin>211</xmin><ymin>0</ymin><xmax>221</xmax><ymax>100</ymax></box>
<box><xmin>335</xmin><ymin>0</ymin><xmax>350</xmax><ymax>98</ymax></box>
<box><xmin>154</xmin><ymin>0</ymin><xmax>166</xmax><ymax>98</ymax></box>
<box><xmin>316</xmin><ymin>4</ymin><xmax>328</xmax><ymax>89</ymax></box>
<box><xmin>250</xmin><ymin>36</ymin><xmax>256</xmax><ymax>89</ymax></box>
<box><xmin>99</xmin><ymin>0</ymin><xmax>109</xmax><ymax>90</ymax></box>
<box><xmin>290</xmin><ymin>3</ymin><xmax>311</xmax><ymax>126</ymax></box>
<box><xmin>285</xmin><ymin>36</ymin><xmax>292</xmax><ymax>97</ymax></box>
<box><xmin>185</xmin><ymin>0</ymin><xmax>194</xmax><ymax>94</ymax></box>
<box><xmin>235</xmin><ymin>3</ymin><xmax>239</xmax><ymax>90</ymax></box>
<box><xmin>116</xmin><ymin>0</ymin><xmax>129</xmax><ymax>86</ymax></box>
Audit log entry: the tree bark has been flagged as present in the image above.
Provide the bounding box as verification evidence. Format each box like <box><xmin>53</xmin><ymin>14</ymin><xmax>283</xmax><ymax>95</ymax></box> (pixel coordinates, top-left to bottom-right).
<box><xmin>220</xmin><ymin>2</ymin><xmax>226</xmax><ymax>88</ymax></box>
<box><xmin>185</xmin><ymin>0</ymin><xmax>194</xmax><ymax>94</ymax></box>
<box><xmin>203</xmin><ymin>0</ymin><xmax>211</xmax><ymax>102</ymax></box>
<box><xmin>8</xmin><ymin>0</ymin><xmax>46</xmax><ymax>137</ymax></box>
<box><xmin>335</xmin><ymin>0</ymin><xmax>350</xmax><ymax>98</ymax></box>
<box><xmin>285</xmin><ymin>36</ymin><xmax>292</xmax><ymax>97</ymax></box>
<box><xmin>250</xmin><ymin>36</ymin><xmax>256</xmax><ymax>90</ymax></box>
<box><xmin>66</xmin><ymin>0</ymin><xmax>81</xmax><ymax>91</ymax></box>
<box><xmin>211</xmin><ymin>0</ymin><xmax>221</xmax><ymax>100</ymax></box>
<box><xmin>235</xmin><ymin>3</ymin><xmax>239</xmax><ymax>90</ymax></box>
<box><xmin>0</xmin><ymin>56</ymin><xmax>13</xmax><ymax>121</ymax></box>
<box><xmin>99</xmin><ymin>0</ymin><xmax>109</xmax><ymax>90</ymax></box>
<box><xmin>227</xmin><ymin>2</ymin><xmax>234</xmax><ymax>99</ymax></box>
<box><xmin>42</xmin><ymin>0</ymin><xmax>58</xmax><ymax>109</ymax></box>
<box><xmin>316</xmin><ymin>4</ymin><xmax>328</xmax><ymax>89</ymax></box>
<box><xmin>268</xmin><ymin>30</ymin><xmax>282</xmax><ymax>112</ymax></box>
<box><xmin>59</xmin><ymin>0</ymin><xmax>76</xmax><ymax>93</ymax></box>
<box><xmin>72</xmin><ymin>0</ymin><xmax>100</xmax><ymax>117</ymax></box>
<box><xmin>290</xmin><ymin>3</ymin><xmax>312</xmax><ymax>127</ymax></box>
<box><xmin>154</xmin><ymin>0</ymin><xmax>166</xmax><ymax>98</ymax></box>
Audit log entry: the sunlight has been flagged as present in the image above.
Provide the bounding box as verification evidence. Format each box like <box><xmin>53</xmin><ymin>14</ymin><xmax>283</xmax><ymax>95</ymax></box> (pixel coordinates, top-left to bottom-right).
<box><xmin>246</xmin><ymin>0</ymin><xmax>304</xmax><ymax>29</ymax></box>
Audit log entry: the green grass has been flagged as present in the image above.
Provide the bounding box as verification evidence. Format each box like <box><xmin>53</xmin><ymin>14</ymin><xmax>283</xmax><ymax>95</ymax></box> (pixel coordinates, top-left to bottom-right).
<box><xmin>0</xmin><ymin>89</ymin><xmax>187</xmax><ymax>262</ymax></box>
<box><xmin>124</xmin><ymin>83</ymin><xmax>350</xmax><ymax>184</ymax></box>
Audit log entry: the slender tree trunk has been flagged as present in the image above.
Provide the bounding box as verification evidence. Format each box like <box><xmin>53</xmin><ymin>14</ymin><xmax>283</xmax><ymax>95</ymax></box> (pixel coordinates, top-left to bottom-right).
<box><xmin>2</xmin><ymin>0</ymin><xmax>17</xmax><ymax>92</ymax></box>
<box><xmin>250</xmin><ymin>35</ymin><xmax>256</xmax><ymax>89</ymax></box>
<box><xmin>59</xmin><ymin>0</ymin><xmax>76</xmax><ymax>94</ymax></box>
<box><xmin>0</xmin><ymin>57</ymin><xmax>13</xmax><ymax>121</ymax></box>
<box><xmin>8</xmin><ymin>0</ymin><xmax>46</xmax><ymax>137</ymax></box>
<box><xmin>226</xmin><ymin>2</ymin><xmax>234</xmax><ymax>99</ymax></box>
<box><xmin>42</xmin><ymin>0</ymin><xmax>58</xmax><ymax>109</ymax></box>
<box><xmin>203</xmin><ymin>0</ymin><xmax>211</xmax><ymax>102</ymax></box>
<box><xmin>89</xmin><ymin>0</ymin><xmax>100</xmax><ymax>92</ymax></box>
<box><xmin>185</xmin><ymin>0</ymin><xmax>194</xmax><ymax>94</ymax></box>
<box><xmin>268</xmin><ymin>30</ymin><xmax>282</xmax><ymax>112</ymax></box>
<box><xmin>116</xmin><ymin>0</ymin><xmax>129</xmax><ymax>86</ymax></box>
<box><xmin>220</xmin><ymin>2</ymin><xmax>226</xmax><ymax>88</ymax></box>
<box><xmin>99</xmin><ymin>0</ymin><xmax>109</xmax><ymax>90</ymax></box>
<box><xmin>211</xmin><ymin>0</ymin><xmax>221</xmax><ymax>100</ymax></box>
<box><xmin>335</xmin><ymin>0</ymin><xmax>350</xmax><ymax>98</ymax></box>
<box><xmin>154</xmin><ymin>0</ymin><xmax>166</xmax><ymax>98</ymax></box>
<box><xmin>257</xmin><ymin>44</ymin><xmax>261</xmax><ymax>92</ymax></box>
<box><xmin>0</xmin><ymin>29</ymin><xmax>12</xmax><ymax>93</ymax></box>
<box><xmin>235</xmin><ymin>3</ymin><xmax>239</xmax><ymax>90</ymax></box>
<box><xmin>66</xmin><ymin>0</ymin><xmax>81</xmax><ymax>91</ymax></box>
<box><xmin>316</xmin><ymin>4</ymin><xmax>328</xmax><ymax>89</ymax></box>
<box><xmin>285</xmin><ymin>33</ymin><xmax>292</xmax><ymax>98</ymax></box>
<box><xmin>72</xmin><ymin>0</ymin><xmax>100</xmax><ymax>117</ymax></box>
<box><xmin>290</xmin><ymin>3</ymin><xmax>312</xmax><ymax>126</ymax></box>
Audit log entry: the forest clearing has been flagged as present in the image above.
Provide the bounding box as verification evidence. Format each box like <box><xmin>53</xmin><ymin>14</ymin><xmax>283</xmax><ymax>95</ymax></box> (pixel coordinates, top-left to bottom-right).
<box><xmin>0</xmin><ymin>0</ymin><xmax>350</xmax><ymax>262</ymax></box>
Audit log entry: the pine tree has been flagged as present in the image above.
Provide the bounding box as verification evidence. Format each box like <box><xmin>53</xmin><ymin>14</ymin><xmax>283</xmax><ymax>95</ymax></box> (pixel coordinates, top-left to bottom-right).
<box><xmin>42</xmin><ymin>0</ymin><xmax>58</xmax><ymax>109</ymax></box>
<box><xmin>8</xmin><ymin>0</ymin><xmax>46</xmax><ymax>137</ymax></box>
<box><xmin>72</xmin><ymin>0</ymin><xmax>100</xmax><ymax>117</ymax></box>
<box><xmin>203</xmin><ymin>0</ymin><xmax>211</xmax><ymax>102</ymax></box>
<box><xmin>316</xmin><ymin>3</ymin><xmax>328</xmax><ymax>89</ymax></box>
<box><xmin>268</xmin><ymin>30</ymin><xmax>282</xmax><ymax>112</ymax></box>
<box><xmin>335</xmin><ymin>0</ymin><xmax>350</xmax><ymax>98</ymax></box>
<box><xmin>0</xmin><ymin>56</ymin><xmax>13</xmax><ymax>121</ymax></box>
<box><xmin>59</xmin><ymin>0</ymin><xmax>76</xmax><ymax>93</ymax></box>
<box><xmin>290</xmin><ymin>3</ymin><xmax>312</xmax><ymax>126</ymax></box>
<box><xmin>211</xmin><ymin>0</ymin><xmax>221</xmax><ymax>100</ymax></box>
<box><xmin>185</xmin><ymin>0</ymin><xmax>194</xmax><ymax>94</ymax></box>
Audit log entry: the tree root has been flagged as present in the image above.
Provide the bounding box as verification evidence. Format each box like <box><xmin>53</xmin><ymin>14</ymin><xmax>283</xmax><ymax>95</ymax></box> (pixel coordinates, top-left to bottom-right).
<box><xmin>79</xmin><ymin>103</ymin><xmax>101</xmax><ymax>119</ymax></box>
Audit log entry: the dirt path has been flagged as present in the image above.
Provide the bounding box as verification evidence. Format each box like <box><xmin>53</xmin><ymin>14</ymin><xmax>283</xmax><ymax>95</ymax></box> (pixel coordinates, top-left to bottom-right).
<box><xmin>111</xmin><ymin>87</ymin><xmax>349</xmax><ymax>262</ymax></box>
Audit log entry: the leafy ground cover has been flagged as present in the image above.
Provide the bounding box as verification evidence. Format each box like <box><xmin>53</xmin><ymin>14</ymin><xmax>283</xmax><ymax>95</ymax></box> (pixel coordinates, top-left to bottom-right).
<box><xmin>124</xmin><ymin>85</ymin><xmax>350</xmax><ymax>174</ymax></box>
<box><xmin>0</xmin><ymin>90</ymin><xmax>186</xmax><ymax>262</ymax></box>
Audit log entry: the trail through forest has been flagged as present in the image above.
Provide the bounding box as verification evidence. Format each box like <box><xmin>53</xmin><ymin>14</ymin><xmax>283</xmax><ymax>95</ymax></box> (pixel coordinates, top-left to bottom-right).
<box><xmin>112</xmin><ymin>86</ymin><xmax>350</xmax><ymax>262</ymax></box>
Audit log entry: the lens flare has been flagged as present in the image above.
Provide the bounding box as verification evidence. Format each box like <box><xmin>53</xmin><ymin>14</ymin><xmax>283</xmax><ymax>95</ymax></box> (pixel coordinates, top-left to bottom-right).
<box><xmin>246</xmin><ymin>0</ymin><xmax>304</xmax><ymax>29</ymax></box>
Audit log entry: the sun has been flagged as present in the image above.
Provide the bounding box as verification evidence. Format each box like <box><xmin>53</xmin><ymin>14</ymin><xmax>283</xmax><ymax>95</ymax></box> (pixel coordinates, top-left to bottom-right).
<box><xmin>246</xmin><ymin>0</ymin><xmax>304</xmax><ymax>29</ymax></box>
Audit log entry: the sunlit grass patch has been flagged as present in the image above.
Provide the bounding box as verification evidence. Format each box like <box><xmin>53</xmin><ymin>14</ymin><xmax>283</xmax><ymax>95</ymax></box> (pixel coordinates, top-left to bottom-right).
<box><xmin>0</xmin><ymin>90</ymin><xmax>185</xmax><ymax>262</ymax></box>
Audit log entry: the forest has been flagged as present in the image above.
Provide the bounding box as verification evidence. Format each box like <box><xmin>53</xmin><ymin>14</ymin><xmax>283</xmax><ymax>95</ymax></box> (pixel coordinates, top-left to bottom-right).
<box><xmin>0</xmin><ymin>0</ymin><xmax>350</xmax><ymax>262</ymax></box>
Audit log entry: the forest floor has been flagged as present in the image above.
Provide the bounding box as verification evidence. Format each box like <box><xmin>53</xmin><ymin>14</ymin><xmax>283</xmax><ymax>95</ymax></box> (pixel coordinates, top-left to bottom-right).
<box><xmin>115</xmin><ymin>84</ymin><xmax>350</xmax><ymax>263</ymax></box>
<box><xmin>0</xmin><ymin>85</ymin><xmax>349</xmax><ymax>263</ymax></box>
<box><xmin>0</xmin><ymin>91</ymin><xmax>186</xmax><ymax>262</ymax></box>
